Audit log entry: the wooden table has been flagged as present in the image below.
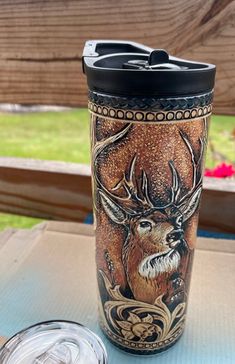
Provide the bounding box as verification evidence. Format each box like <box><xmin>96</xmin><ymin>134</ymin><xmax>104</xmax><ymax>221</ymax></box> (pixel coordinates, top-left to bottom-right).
<box><xmin>0</xmin><ymin>222</ymin><xmax>234</xmax><ymax>363</ymax></box>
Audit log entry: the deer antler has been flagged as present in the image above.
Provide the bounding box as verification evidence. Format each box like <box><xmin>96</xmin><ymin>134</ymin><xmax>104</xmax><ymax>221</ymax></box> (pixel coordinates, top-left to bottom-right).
<box><xmin>141</xmin><ymin>170</ymin><xmax>155</xmax><ymax>208</ymax></box>
<box><xmin>165</xmin><ymin>118</ymin><xmax>207</xmax><ymax>209</ymax></box>
<box><xmin>168</xmin><ymin>160</ymin><xmax>182</xmax><ymax>204</ymax></box>
<box><xmin>111</xmin><ymin>155</ymin><xmax>154</xmax><ymax>209</ymax></box>
<box><xmin>178</xmin><ymin>118</ymin><xmax>207</xmax><ymax>205</ymax></box>
<box><xmin>112</xmin><ymin>155</ymin><xmax>141</xmax><ymax>200</ymax></box>
<box><xmin>91</xmin><ymin>113</ymin><xmax>155</xmax><ymax>212</ymax></box>
<box><xmin>108</xmin><ymin>121</ymin><xmax>208</xmax><ymax>212</ymax></box>
<box><xmin>93</xmin><ymin>121</ymin><xmax>132</xmax><ymax>164</ymax></box>
<box><xmin>92</xmin><ymin>116</ymin><xmax>133</xmax><ymax>210</ymax></box>
<box><xmin>93</xmin><ymin>113</ymin><xmax>208</xmax><ymax>216</ymax></box>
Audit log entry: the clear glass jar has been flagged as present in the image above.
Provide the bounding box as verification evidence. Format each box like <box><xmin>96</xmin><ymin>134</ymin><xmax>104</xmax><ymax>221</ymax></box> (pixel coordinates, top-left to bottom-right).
<box><xmin>0</xmin><ymin>320</ymin><xmax>108</xmax><ymax>364</ymax></box>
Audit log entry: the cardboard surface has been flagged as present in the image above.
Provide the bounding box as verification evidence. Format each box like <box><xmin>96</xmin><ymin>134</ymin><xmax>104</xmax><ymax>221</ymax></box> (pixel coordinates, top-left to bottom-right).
<box><xmin>0</xmin><ymin>222</ymin><xmax>234</xmax><ymax>363</ymax></box>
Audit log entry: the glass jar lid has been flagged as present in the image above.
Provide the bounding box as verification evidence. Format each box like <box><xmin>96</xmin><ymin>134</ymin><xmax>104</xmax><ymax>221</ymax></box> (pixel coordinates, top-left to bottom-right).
<box><xmin>0</xmin><ymin>320</ymin><xmax>108</xmax><ymax>364</ymax></box>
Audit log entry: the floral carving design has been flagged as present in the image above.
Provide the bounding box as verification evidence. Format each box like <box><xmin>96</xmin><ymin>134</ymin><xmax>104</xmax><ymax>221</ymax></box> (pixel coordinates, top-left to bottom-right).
<box><xmin>100</xmin><ymin>270</ymin><xmax>186</xmax><ymax>351</ymax></box>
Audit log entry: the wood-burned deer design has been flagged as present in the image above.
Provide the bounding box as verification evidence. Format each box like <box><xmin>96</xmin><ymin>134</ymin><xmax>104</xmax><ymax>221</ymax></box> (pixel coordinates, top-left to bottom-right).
<box><xmin>93</xmin><ymin>119</ymin><xmax>207</xmax><ymax>306</ymax></box>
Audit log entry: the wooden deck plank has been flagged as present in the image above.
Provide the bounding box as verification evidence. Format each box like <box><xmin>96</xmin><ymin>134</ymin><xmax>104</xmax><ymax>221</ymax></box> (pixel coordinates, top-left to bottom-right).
<box><xmin>0</xmin><ymin>157</ymin><xmax>234</xmax><ymax>233</ymax></box>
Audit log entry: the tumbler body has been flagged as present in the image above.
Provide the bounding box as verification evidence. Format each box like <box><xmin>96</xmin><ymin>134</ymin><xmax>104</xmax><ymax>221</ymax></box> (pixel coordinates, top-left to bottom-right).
<box><xmin>83</xmin><ymin>41</ymin><xmax>216</xmax><ymax>355</ymax></box>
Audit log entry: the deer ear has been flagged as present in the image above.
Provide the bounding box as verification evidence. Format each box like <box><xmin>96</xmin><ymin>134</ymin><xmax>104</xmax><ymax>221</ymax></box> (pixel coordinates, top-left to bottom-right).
<box><xmin>180</xmin><ymin>185</ymin><xmax>202</xmax><ymax>222</ymax></box>
<box><xmin>98</xmin><ymin>190</ymin><xmax>128</xmax><ymax>225</ymax></box>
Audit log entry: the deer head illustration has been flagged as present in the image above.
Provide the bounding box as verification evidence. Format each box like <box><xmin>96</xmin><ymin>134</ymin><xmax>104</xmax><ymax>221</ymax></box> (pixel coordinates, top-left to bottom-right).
<box><xmin>93</xmin><ymin>119</ymin><xmax>207</xmax><ymax>304</ymax></box>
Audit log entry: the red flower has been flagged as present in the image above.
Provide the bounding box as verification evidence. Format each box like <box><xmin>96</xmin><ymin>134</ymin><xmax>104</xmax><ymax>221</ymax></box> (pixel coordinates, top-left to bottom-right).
<box><xmin>205</xmin><ymin>163</ymin><xmax>235</xmax><ymax>178</ymax></box>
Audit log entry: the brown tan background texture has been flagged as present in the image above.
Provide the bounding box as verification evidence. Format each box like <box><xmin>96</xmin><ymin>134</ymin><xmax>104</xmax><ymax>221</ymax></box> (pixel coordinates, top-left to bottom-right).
<box><xmin>94</xmin><ymin>116</ymin><xmax>207</xmax><ymax>287</ymax></box>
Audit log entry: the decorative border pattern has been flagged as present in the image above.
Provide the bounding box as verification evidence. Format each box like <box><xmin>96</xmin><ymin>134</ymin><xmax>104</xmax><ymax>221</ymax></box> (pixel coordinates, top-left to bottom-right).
<box><xmin>100</xmin><ymin>321</ymin><xmax>184</xmax><ymax>354</ymax></box>
<box><xmin>89</xmin><ymin>90</ymin><xmax>213</xmax><ymax>110</ymax></box>
<box><xmin>88</xmin><ymin>101</ymin><xmax>212</xmax><ymax>122</ymax></box>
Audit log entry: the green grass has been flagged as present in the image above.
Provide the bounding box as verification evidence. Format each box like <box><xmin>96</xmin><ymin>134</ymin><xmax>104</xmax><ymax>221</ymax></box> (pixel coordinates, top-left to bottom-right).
<box><xmin>0</xmin><ymin>109</ymin><xmax>90</xmax><ymax>164</ymax></box>
<box><xmin>0</xmin><ymin>110</ymin><xmax>234</xmax><ymax>231</ymax></box>
<box><xmin>0</xmin><ymin>214</ymin><xmax>41</xmax><ymax>231</ymax></box>
<box><xmin>207</xmin><ymin>115</ymin><xmax>235</xmax><ymax>168</ymax></box>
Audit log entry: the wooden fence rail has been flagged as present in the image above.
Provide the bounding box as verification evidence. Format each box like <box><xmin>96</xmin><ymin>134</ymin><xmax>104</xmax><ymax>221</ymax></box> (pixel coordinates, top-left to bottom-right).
<box><xmin>0</xmin><ymin>0</ymin><xmax>234</xmax><ymax>113</ymax></box>
<box><xmin>0</xmin><ymin>158</ymin><xmax>234</xmax><ymax>234</ymax></box>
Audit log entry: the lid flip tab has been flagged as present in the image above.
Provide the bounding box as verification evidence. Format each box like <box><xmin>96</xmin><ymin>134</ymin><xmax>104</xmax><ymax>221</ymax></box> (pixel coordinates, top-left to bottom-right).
<box><xmin>123</xmin><ymin>49</ymin><xmax>182</xmax><ymax>70</ymax></box>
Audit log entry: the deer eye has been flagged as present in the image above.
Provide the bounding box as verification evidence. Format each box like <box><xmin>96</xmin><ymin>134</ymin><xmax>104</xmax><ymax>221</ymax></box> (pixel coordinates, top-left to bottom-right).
<box><xmin>138</xmin><ymin>220</ymin><xmax>152</xmax><ymax>231</ymax></box>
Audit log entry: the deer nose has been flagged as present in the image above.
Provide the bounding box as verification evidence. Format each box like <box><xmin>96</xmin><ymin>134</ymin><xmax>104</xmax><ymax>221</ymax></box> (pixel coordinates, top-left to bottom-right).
<box><xmin>166</xmin><ymin>230</ymin><xmax>183</xmax><ymax>244</ymax></box>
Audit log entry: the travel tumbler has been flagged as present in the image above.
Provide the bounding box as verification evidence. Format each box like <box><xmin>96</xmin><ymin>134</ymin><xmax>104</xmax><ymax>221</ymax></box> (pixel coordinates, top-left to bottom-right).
<box><xmin>83</xmin><ymin>41</ymin><xmax>216</xmax><ymax>355</ymax></box>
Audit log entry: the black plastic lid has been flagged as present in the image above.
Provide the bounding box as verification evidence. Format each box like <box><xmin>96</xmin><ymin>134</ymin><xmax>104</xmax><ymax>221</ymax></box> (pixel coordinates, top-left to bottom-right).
<box><xmin>82</xmin><ymin>40</ymin><xmax>216</xmax><ymax>97</ymax></box>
